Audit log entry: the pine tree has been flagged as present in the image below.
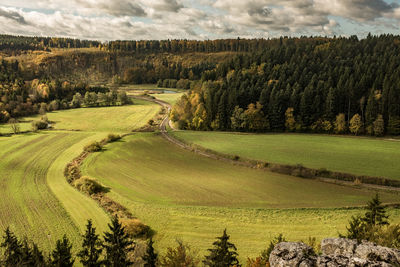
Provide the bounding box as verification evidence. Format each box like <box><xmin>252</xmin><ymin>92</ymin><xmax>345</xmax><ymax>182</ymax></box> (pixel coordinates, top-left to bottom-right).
<box><xmin>20</xmin><ymin>239</ymin><xmax>35</xmax><ymax>266</ymax></box>
<box><xmin>31</xmin><ymin>243</ymin><xmax>46</xmax><ymax>266</ymax></box>
<box><xmin>363</xmin><ymin>194</ymin><xmax>389</xmax><ymax>226</ymax></box>
<box><xmin>103</xmin><ymin>216</ymin><xmax>134</xmax><ymax>267</ymax></box>
<box><xmin>51</xmin><ymin>235</ymin><xmax>74</xmax><ymax>267</ymax></box>
<box><xmin>0</xmin><ymin>227</ymin><xmax>23</xmax><ymax>266</ymax></box>
<box><xmin>203</xmin><ymin>229</ymin><xmax>239</xmax><ymax>267</ymax></box>
<box><xmin>142</xmin><ymin>238</ymin><xmax>158</xmax><ymax>267</ymax></box>
<box><xmin>78</xmin><ymin>220</ymin><xmax>103</xmax><ymax>267</ymax></box>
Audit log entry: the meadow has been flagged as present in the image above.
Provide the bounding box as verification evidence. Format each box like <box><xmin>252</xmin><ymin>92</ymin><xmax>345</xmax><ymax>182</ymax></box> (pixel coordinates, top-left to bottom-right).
<box><xmin>172</xmin><ymin>131</ymin><xmax>400</xmax><ymax>180</ymax></box>
<box><xmin>1</xmin><ymin>93</ymin><xmax>400</xmax><ymax>261</ymax></box>
<box><xmin>81</xmin><ymin>132</ymin><xmax>400</xmax><ymax>261</ymax></box>
<box><xmin>150</xmin><ymin>93</ymin><xmax>184</xmax><ymax>105</ymax></box>
<box><xmin>0</xmin><ymin>100</ymin><xmax>161</xmax><ymax>252</ymax></box>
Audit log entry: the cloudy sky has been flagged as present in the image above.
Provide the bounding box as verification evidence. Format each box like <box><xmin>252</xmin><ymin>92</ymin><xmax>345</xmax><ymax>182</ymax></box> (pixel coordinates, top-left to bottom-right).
<box><xmin>0</xmin><ymin>0</ymin><xmax>399</xmax><ymax>40</ymax></box>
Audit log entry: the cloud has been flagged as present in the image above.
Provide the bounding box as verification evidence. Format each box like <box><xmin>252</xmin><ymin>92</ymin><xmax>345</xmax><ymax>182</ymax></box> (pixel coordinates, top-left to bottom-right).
<box><xmin>0</xmin><ymin>0</ymin><xmax>399</xmax><ymax>40</ymax></box>
<box><xmin>314</xmin><ymin>0</ymin><xmax>397</xmax><ymax>22</ymax></box>
<box><xmin>0</xmin><ymin>7</ymin><xmax>27</xmax><ymax>24</ymax></box>
<box><xmin>75</xmin><ymin>0</ymin><xmax>147</xmax><ymax>17</ymax></box>
<box><xmin>149</xmin><ymin>0</ymin><xmax>184</xmax><ymax>12</ymax></box>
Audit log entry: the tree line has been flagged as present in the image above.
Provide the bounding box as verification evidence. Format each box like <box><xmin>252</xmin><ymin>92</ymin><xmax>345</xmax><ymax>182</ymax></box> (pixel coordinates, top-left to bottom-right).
<box><xmin>171</xmin><ymin>34</ymin><xmax>400</xmax><ymax>136</ymax></box>
<box><xmin>0</xmin><ymin>34</ymin><xmax>305</xmax><ymax>55</ymax></box>
<box><xmin>0</xmin><ymin>35</ymin><xmax>101</xmax><ymax>53</ymax></box>
<box><xmin>1</xmin><ymin>195</ymin><xmax>398</xmax><ymax>266</ymax></box>
<box><xmin>0</xmin><ymin>58</ymin><xmax>130</xmax><ymax>124</ymax></box>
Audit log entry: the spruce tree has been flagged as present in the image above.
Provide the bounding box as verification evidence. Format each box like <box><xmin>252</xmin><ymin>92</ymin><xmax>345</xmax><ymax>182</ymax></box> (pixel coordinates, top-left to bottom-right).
<box><xmin>20</xmin><ymin>239</ymin><xmax>35</xmax><ymax>266</ymax></box>
<box><xmin>363</xmin><ymin>194</ymin><xmax>389</xmax><ymax>226</ymax></box>
<box><xmin>142</xmin><ymin>238</ymin><xmax>158</xmax><ymax>267</ymax></box>
<box><xmin>51</xmin><ymin>235</ymin><xmax>74</xmax><ymax>267</ymax></box>
<box><xmin>203</xmin><ymin>229</ymin><xmax>239</xmax><ymax>267</ymax></box>
<box><xmin>78</xmin><ymin>220</ymin><xmax>103</xmax><ymax>267</ymax></box>
<box><xmin>31</xmin><ymin>243</ymin><xmax>46</xmax><ymax>266</ymax></box>
<box><xmin>0</xmin><ymin>227</ymin><xmax>23</xmax><ymax>266</ymax></box>
<box><xmin>103</xmin><ymin>216</ymin><xmax>134</xmax><ymax>267</ymax></box>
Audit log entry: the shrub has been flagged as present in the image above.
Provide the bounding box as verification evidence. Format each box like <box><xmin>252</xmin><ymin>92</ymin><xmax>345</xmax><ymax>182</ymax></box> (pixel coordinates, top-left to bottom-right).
<box><xmin>106</xmin><ymin>134</ymin><xmax>121</xmax><ymax>143</ymax></box>
<box><xmin>120</xmin><ymin>218</ymin><xmax>152</xmax><ymax>239</ymax></box>
<box><xmin>160</xmin><ymin>240</ymin><xmax>199</xmax><ymax>267</ymax></box>
<box><xmin>73</xmin><ymin>176</ymin><xmax>107</xmax><ymax>195</ymax></box>
<box><xmin>261</xmin><ymin>234</ymin><xmax>286</xmax><ymax>263</ymax></box>
<box><xmin>84</xmin><ymin>141</ymin><xmax>102</xmax><ymax>152</ymax></box>
<box><xmin>31</xmin><ymin>120</ymin><xmax>48</xmax><ymax>131</ymax></box>
<box><xmin>64</xmin><ymin>162</ymin><xmax>81</xmax><ymax>183</ymax></box>
<box><xmin>9</xmin><ymin>118</ymin><xmax>20</xmax><ymax>134</ymax></box>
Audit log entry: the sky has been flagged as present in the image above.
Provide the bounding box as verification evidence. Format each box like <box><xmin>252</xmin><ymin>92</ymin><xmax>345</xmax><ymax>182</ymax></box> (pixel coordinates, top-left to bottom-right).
<box><xmin>0</xmin><ymin>0</ymin><xmax>399</xmax><ymax>41</ymax></box>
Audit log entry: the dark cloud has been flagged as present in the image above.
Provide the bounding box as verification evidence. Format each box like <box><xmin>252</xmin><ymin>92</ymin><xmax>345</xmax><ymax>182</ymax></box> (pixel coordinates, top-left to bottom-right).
<box><xmin>75</xmin><ymin>0</ymin><xmax>146</xmax><ymax>17</ymax></box>
<box><xmin>0</xmin><ymin>7</ymin><xmax>27</xmax><ymax>24</ymax></box>
<box><xmin>152</xmin><ymin>0</ymin><xmax>184</xmax><ymax>12</ymax></box>
<box><xmin>323</xmin><ymin>0</ymin><xmax>397</xmax><ymax>21</ymax></box>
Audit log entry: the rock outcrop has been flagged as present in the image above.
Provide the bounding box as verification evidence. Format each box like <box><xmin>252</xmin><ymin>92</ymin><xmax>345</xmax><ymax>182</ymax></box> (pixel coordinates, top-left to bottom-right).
<box><xmin>269</xmin><ymin>238</ymin><xmax>400</xmax><ymax>267</ymax></box>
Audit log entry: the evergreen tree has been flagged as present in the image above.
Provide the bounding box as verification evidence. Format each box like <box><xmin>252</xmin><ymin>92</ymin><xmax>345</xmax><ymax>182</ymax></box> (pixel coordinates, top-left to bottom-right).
<box><xmin>142</xmin><ymin>238</ymin><xmax>158</xmax><ymax>267</ymax></box>
<box><xmin>78</xmin><ymin>220</ymin><xmax>103</xmax><ymax>267</ymax></box>
<box><xmin>0</xmin><ymin>227</ymin><xmax>23</xmax><ymax>266</ymax></box>
<box><xmin>203</xmin><ymin>229</ymin><xmax>239</xmax><ymax>267</ymax></box>
<box><xmin>363</xmin><ymin>194</ymin><xmax>389</xmax><ymax>226</ymax></box>
<box><xmin>51</xmin><ymin>235</ymin><xmax>74</xmax><ymax>267</ymax></box>
<box><xmin>103</xmin><ymin>216</ymin><xmax>134</xmax><ymax>267</ymax></box>
<box><xmin>31</xmin><ymin>243</ymin><xmax>46</xmax><ymax>266</ymax></box>
<box><xmin>373</xmin><ymin>114</ymin><xmax>385</xmax><ymax>136</ymax></box>
<box><xmin>20</xmin><ymin>239</ymin><xmax>35</xmax><ymax>266</ymax></box>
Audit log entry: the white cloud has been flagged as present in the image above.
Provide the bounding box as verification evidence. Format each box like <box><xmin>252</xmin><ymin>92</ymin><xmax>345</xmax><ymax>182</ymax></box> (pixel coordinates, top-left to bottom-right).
<box><xmin>0</xmin><ymin>0</ymin><xmax>399</xmax><ymax>40</ymax></box>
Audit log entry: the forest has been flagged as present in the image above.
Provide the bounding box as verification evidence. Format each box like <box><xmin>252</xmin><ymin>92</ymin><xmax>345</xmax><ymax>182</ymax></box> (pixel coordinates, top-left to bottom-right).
<box><xmin>0</xmin><ymin>58</ymin><xmax>129</xmax><ymax>123</ymax></box>
<box><xmin>171</xmin><ymin>34</ymin><xmax>400</xmax><ymax>136</ymax></box>
<box><xmin>1</xmin><ymin>34</ymin><xmax>400</xmax><ymax>135</ymax></box>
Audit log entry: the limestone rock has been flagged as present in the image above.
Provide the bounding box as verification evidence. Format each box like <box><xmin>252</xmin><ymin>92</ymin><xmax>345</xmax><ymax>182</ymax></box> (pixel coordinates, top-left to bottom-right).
<box><xmin>269</xmin><ymin>238</ymin><xmax>400</xmax><ymax>267</ymax></box>
<box><xmin>269</xmin><ymin>242</ymin><xmax>317</xmax><ymax>267</ymax></box>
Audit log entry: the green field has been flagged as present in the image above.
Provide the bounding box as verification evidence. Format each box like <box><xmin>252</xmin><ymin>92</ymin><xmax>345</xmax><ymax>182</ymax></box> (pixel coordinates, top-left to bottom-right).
<box><xmin>150</xmin><ymin>93</ymin><xmax>184</xmax><ymax>105</ymax></box>
<box><xmin>0</xmin><ymin>100</ymin><xmax>160</xmax><ymax>252</ymax></box>
<box><xmin>172</xmin><ymin>131</ymin><xmax>400</xmax><ymax>180</ymax></box>
<box><xmin>82</xmin><ymin>132</ymin><xmax>400</xmax><ymax>260</ymax></box>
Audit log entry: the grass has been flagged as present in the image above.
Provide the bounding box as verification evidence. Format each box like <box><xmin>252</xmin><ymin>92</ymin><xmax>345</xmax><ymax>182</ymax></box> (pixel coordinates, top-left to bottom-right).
<box><xmin>172</xmin><ymin>131</ymin><xmax>400</xmax><ymax>180</ymax></box>
<box><xmin>0</xmin><ymin>121</ymin><xmax>32</xmax><ymax>135</ymax></box>
<box><xmin>81</xmin><ymin>132</ymin><xmax>400</xmax><ymax>261</ymax></box>
<box><xmin>42</xmin><ymin>101</ymin><xmax>159</xmax><ymax>133</ymax></box>
<box><xmin>3</xmin><ymin>99</ymin><xmax>160</xmax><ymax>134</ymax></box>
<box><xmin>0</xmin><ymin>133</ymin><xmax>87</xmax><ymax>250</ymax></box>
<box><xmin>0</xmin><ymin>100</ymin><xmax>159</xmax><ymax>252</ymax></box>
<box><xmin>151</xmin><ymin>93</ymin><xmax>184</xmax><ymax>105</ymax></box>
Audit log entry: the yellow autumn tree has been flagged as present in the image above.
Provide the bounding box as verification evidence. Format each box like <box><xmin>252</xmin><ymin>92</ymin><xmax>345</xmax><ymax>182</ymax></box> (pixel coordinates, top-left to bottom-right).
<box><xmin>334</xmin><ymin>113</ymin><xmax>347</xmax><ymax>134</ymax></box>
<box><xmin>349</xmin><ymin>114</ymin><xmax>363</xmax><ymax>135</ymax></box>
<box><xmin>285</xmin><ymin>107</ymin><xmax>296</xmax><ymax>132</ymax></box>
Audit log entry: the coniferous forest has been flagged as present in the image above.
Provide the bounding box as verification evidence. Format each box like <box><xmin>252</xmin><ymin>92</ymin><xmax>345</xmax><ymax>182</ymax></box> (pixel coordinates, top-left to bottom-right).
<box><xmin>170</xmin><ymin>35</ymin><xmax>400</xmax><ymax>136</ymax></box>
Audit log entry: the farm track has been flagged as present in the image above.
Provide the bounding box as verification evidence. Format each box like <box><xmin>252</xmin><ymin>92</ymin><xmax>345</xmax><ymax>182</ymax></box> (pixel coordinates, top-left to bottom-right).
<box><xmin>135</xmin><ymin>95</ymin><xmax>400</xmax><ymax>194</ymax></box>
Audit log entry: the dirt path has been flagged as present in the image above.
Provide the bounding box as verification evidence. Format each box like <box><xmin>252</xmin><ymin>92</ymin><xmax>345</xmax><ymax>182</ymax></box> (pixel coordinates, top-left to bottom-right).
<box><xmin>133</xmin><ymin>95</ymin><xmax>400</xmax><ymax>194</ymax></box>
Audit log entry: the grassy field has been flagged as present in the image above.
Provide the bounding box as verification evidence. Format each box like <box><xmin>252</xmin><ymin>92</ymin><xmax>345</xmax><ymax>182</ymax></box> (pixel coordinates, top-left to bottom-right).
<box><xmin>150</xmin><ymin>93</ymin><xmax>184</xmax><ymax>105</ymax></box>
<box><xmin>172</xmin><ymin>131</ymin><xmax>400</xmax><ymax>180</ymax></box>
<box><xmin>81</xmin><ymin>133</ymin><xmax>400</xmax><ymax>261</ymax></box>
<box><xmin>0</xmin><ymin>100</ymin><xmax>160</xmax><ymax>252</ymax></box>
<box><xmin>1</xmin><ymin>99</ymin><xmax>159</xmax><ymax>135</ymax></box>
